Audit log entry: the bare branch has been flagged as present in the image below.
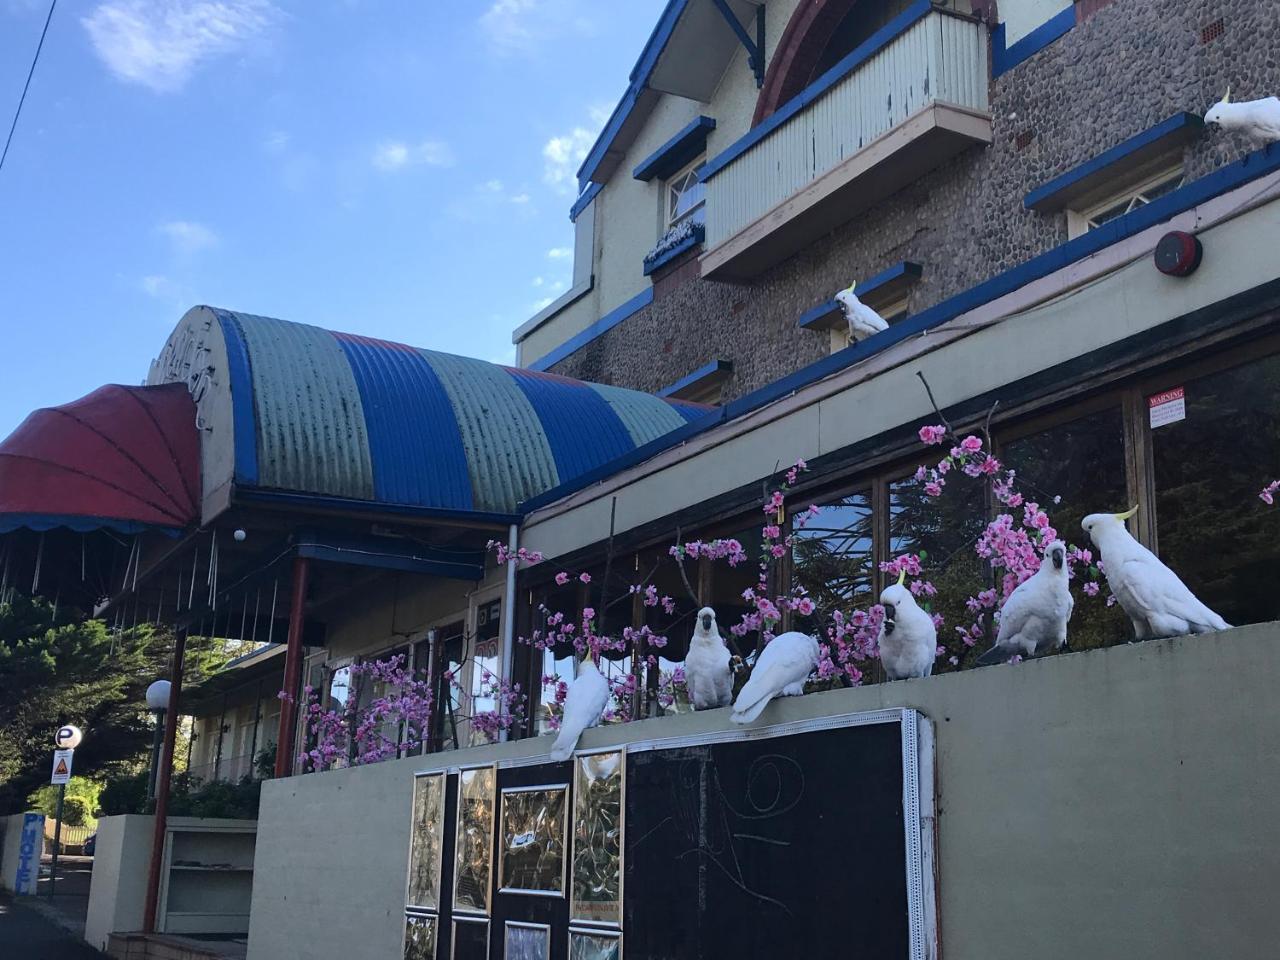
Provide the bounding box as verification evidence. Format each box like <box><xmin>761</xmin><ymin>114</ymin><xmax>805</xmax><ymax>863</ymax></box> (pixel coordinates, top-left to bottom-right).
<box><xmin>671</xmin><ymin>525</ymin><xmax>701</xmax><ymax>606</ymax></box>
<box><xmin>915</xmin><ymin>370</ymin><xmax>955</xmax><ymax>438</ymax></box>
<box><xmin>596</xmin><ymin>498</ymin><xmax>618</xmax><ymax>636</ymax></box>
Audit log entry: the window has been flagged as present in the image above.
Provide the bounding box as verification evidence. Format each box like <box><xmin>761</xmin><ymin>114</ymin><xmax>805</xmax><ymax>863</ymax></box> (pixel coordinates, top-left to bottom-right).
<box><xmin>1148</xmin><ymin>353</ymin><xmax>1280</xmax><ymax>628</ymax></box>
<box><xmin>1067</xmin><ymin>165</ymin><xmax>1186</xmax><ymax>239</ymax></box>
<box><xmin>666</xmin><ymin>158</ymin><xmax>706</xmax><ymax>230</ymax></box>
<box><xmin>829</xmin><ymin>294</ymin><xmax>910</xmax><ymax>354</ymax></box>
<box><xmin>791</xmin><ymin>490</ymin><xmax>875</xmax><ymax>635</ymax></box>
<box><xmin>467</xmin><ymin>599</ymin><xmax>503</xmax><ymax>746</ymax></box>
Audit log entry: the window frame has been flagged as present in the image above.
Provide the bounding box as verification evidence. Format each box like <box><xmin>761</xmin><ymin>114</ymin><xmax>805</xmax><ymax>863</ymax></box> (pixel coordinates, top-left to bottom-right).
<box><xmin>1067</xmin><ymin>162</ymin><xmax>1186</xmax><ymax>239</ymax></box>
<box><xmin>664</xmin><ymin>156</ymin><xmax>706</xmax><ymax>232</ymax></box>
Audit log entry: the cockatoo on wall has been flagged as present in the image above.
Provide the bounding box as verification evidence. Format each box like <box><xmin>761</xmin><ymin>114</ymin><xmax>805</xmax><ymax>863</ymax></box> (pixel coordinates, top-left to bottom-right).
<box><xmin>549</xmin><ymin>654</ymin><xmax>610</xmax><ymax>761</ymax></box>
<box><xmin>877</xmin><ymin>571</ymin><xmax>937</xmax><ymax>680</ymax></box>
<box><xmin>1082</xmin><ymin>506</ymin><xmax>1230</xmax><ymax>639</ymax></box>
<box><xmin>835</xmin><ymin>282</ymin><xmax>889</xmax><ymax>343</ymax></box>
<box><xmin>977</xmin><ymin>540</ymin><xmax>1073</xmax><ymax>666</ymax></box>
<box><xmin>684</xmin><ymin>607</ymin><xmax>733</xmax><ymax>710</ymax></box>
<box><xmin>1203</xmin><ymin>88</ymin><xmax>1280</xmax><ymax>145</ymax></box>
<box><xmin>730</xmin><ymin>631</ymin><xmax>818</xmax><ymax>725</ymax></box>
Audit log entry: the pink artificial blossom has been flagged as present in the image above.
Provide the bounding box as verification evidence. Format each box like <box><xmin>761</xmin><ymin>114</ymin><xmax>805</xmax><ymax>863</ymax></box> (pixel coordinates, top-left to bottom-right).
<box><xmin>918</xmin><ymin>424</ymin><xmax>947</xmax><ymax>445</ymax></box>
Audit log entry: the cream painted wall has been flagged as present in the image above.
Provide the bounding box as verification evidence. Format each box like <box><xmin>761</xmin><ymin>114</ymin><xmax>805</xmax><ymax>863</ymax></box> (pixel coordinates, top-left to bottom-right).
<box><xmin>1000</xmin><ymin>0</ymin><xmax>1072</xmax><ymax>45</ymax></box>
<box><xmin>84</xmin><ymin>815</ymin><xmax>154</xmax><ymax>951</ymax></box>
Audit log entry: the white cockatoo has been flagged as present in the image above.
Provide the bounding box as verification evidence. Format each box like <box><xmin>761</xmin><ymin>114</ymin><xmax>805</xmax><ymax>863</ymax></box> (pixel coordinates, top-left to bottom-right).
<box><xmin>548</xmin><ymin>655</ymin><xmax>610</xmax><ymax>761</ymax></box>
<box><xmin>877</xmin><ymin>571</ymin><xmax>937</xmax><ymax>680</ymax></box>
<box><xmin>730</xmin><ymin>631</ymin><xmax>819</xmax><ymax>725</ymax></box>
<box><xmin>834</xmin><ymin>282</ymin><xmax>889</xmax><ymax>342</ymax></box>
<box><xmin>976</xmin><ymin>540</ymin><xmax>1074</xmax><ymax>666</ymax></box>
<box><xmin>1082</xmin><ymin>506</ymin><xmax>1230</xmax><ymax>639</ymax></box>
<box><xmin>1203</xmin><ymin>88</ymin><xmax>1280</xmax><ymax>144</ymax></box>
<box><xmin>684</xmin><ymin>607</ymin><xmax>733</xmax><ymax>710</ymax></box>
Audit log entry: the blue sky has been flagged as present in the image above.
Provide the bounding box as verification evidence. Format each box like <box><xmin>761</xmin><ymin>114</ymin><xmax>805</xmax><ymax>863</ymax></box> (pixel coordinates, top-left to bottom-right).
<box><xmin>0</xmin><ymin>0</ymin><xmax>666</xmax><ymax>437</ymax></box>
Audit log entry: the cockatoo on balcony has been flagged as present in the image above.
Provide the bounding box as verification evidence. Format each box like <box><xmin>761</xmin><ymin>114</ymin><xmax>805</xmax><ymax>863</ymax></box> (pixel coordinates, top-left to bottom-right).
<box><xmin>1082</xmin><ymin>506</ymin><xmax>1230</xmax><ymax>640</ymax></box>
<box><xmin>684</xmin><ymin>607</ymin><xmax>733</xmax><ymax>710</ymax></box>
<box><xmin>1203</xmin><ymin>88</ymin><xmax>1280</xmax><ymax>145</ymax></box>
<box><xmin>835</xmin><ymin>282</ymin><xmax>889</xmax><ymax>343</ymax></box>
<box><xmin>549</xmin><ymin>655</ymin><xmax>610</xmax><ymax>761</ymax></box>
<box><xmin>730</xmin><ymin>631</ymin><xmax>818</xmax><ymax>725</ymax></box>
<box><xmin>976</xmin><ymin>540</ymin><xmax>1073</xmax><ymax>666</ymax></box>
<box><xmin>877</xmin><ymin>571</ymin><xmax>937</xmax><ymax>680</ymax></box>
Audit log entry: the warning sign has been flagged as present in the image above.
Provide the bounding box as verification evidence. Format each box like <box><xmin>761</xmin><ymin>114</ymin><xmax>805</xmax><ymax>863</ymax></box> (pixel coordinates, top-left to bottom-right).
<box><xmin>1148</xmin><ymin>387</ymin><xmax>1186</xmax><ymax>429</ymax></box>
<box><xmin>51</xmin><ymin>749</ymin><xmax>73</xmax><ymax>785</ymax></box>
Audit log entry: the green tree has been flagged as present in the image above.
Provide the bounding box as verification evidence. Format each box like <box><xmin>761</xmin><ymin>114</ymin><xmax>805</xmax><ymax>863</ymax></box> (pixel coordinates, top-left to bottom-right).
<box><xmin>29</xmin><ymin>779</ymin><xmax>103</xmax><ymax>829</ymax></box>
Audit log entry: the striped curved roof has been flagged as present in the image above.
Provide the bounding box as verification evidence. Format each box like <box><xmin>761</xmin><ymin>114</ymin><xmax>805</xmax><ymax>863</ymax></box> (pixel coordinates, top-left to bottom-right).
<box><xmin>212</xmin><ymin>309</ymin><xmax>709</xmax><ymax>517</ymax></box>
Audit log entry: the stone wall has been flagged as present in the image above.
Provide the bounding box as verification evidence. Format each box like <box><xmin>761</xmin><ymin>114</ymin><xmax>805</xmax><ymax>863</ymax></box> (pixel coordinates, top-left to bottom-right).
<box><xmin>548</xmin><ymin>0</ymin><xmax>1274</xmax><ymax>399</ymax></box>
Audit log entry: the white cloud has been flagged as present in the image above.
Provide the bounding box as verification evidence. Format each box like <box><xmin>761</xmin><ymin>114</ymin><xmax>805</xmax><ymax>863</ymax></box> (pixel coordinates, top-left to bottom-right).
<box><xmin>543</xmin><ymin>105</ymin><xmax>610</xmax><ymax>194</ymax></box>
<box><xmin>373</xmin><ymin>139</ymin><xmax>454</xmax><ymax>171</ymax></box>
<box><xmin>479</xmin><ymin>0</ymin><xmax>596</xmax><ymax>54</ymax></box>
<box><xmin>531</xmin><ymin>295</ymin><xmax>555</xmax><ymax>312</ymax></box>
<box><xmin>83</xmin><ymin>0</ymin><xmax>278</xmax><ymax>93</ymax></box>
<box><xmin>547</xmin><ymin>247</ymin><xmax>572</xmax><ymax>260</ymax></box>
<box><xmin>158</xmin><ymin>220</ymin><xmax>218</xmax><ymax>253</ymax></box>
<box><xmin>509</xmin><ymin>193</ymin><xmax>531</xmax><ymax>205</ymax></box>
<box><xmin>532</xmin><ymin>276</ymin><xmax>545</xmax><ymax>287</ymax></box>
<box><xmin>263</xmin><ymin>130</ymin><xmax>289</xmax><ymax>153</ymax></box>
<box><xmin>140</xmin><ymin>274</ymin><xmax>171</xmax><ymax>297</ymax></box>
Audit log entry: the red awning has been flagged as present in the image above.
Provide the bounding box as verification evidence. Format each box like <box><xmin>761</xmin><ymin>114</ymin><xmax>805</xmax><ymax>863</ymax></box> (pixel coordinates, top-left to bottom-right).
<box><xmin>0</xmin><ymin>382</ymin><xmax>200</xmax><ymax>534</ymax></box>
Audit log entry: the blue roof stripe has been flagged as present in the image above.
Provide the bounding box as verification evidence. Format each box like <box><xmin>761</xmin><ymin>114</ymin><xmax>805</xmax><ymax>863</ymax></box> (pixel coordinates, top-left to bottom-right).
<box><xmin>331</xmin><ymin>333</ymin><xmax>474</xmax><ymax>511</ymax></box>
<box><xmin>506</xmin><ymin>369</ymin><xmax>636</xmax><ymax>480</ymax></box>
<box><xmin>214</xmin><ymin>310</ymin><xmax>260</xmax><ymax>486</ymax></box>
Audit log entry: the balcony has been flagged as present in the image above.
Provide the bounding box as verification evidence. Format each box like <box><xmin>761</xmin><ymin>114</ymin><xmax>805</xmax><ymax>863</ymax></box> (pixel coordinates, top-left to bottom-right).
<box><xmin>700</xmin><ymin>5</ymin><xmax>991</xmax><ymax>281</ymax></box>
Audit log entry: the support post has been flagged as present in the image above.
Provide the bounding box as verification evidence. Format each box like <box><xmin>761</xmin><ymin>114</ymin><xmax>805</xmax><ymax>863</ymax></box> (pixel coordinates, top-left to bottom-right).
<box><xmin>143</xmin><ymin>628</ymin><xmax>187</xmax><ymax>932</ymax></box>
<box><xmin>499</xmin><ymin>523</ymin><xmax>518</xmax><ymax>741</ymax></box>
<box><xmin>147</xmin><ymin>711</ymin><xmax>165</xmax><ymax>801</ymax></box>
<box><xmin>274</xmin><ymin>556</ymin><xmax>310</xmax><ymax>778</ymax></box>
<box><xmin>48</xmin><ymin>783</ymin><xmax>65</xmax><ymax>898</ymax></box>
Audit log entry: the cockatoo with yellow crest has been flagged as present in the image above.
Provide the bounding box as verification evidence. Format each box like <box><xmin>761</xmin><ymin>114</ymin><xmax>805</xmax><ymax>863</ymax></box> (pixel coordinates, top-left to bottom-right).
<box><xmin>1082</xmin><ymin>506</ymin><xmax>1230</xmax><ymax>639</ymax></box>
<box><xmin>976</xmin><ymin>540</ymin><xmax>1073</xmax><ymax>665</ymax></box>
<box><xmin>730</xmin><ymin>630</ymin><xmax>818</xmax><ymax>725</ymax></box>
<box><xmin>549</xmin><ymin>654</ymin><xmax>610</xmax><ymax>761</ymax></box>
<box><xmin>684</xmin><ymin>607</ymin><xmax>733</xmax><ymax>710</ymax></box>
<box><xmin>1203</xmin><ymin>88</ymin><xmax>1280</xmax><ymax>145</ymax></box>
<box><xmin>835</xmin><ymin>282</ymin><xmax>889</xmax><ymax>342</ymax></box>
<box><xmin>878</xmin><ymin>571</ymin><xmax>937</xmax><ymax>680</ymax></box>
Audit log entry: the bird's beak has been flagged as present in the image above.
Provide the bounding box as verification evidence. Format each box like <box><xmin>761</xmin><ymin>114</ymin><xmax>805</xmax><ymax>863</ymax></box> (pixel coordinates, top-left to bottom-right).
<box><xmin>1114</xmin><ymin>504</ymin><xmax>1139</xmax><ymax>522</ymax></box>
<box><xmin>1052</xmin><ymin>548</ymin><xmax>1064</xmax><ymax>570</ymax></box>
<box><xmin>883</xmin><ymin>603</ymin><xmax>896</xmax><ymax>635</ymax></box>
<box><xmin>701</xmin><ymin>614</ymin><xmax>712</xmax><ymax>630</ymax></box>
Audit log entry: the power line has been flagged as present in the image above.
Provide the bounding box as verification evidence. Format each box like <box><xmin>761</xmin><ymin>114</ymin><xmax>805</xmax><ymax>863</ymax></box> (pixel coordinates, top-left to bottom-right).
<box><xmin>0</xmin><ymin>0</ymin><xmax>58</xmax><ymax>176</ymax></box>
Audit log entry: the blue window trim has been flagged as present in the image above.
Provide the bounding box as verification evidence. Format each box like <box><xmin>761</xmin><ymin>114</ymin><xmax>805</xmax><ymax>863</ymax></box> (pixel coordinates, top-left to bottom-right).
<box><xmin>527</xmin><ymin>288</ymin><xmax>655</xmax><ymax>373</ymax></box>
<box><xmin>1024</xmin><ymin>113</ymin><xmax>1204</xmax><ymax>212</ymax></box>
<box><xmin>634</xmin><ymin>116</ymin><xmax>717</xmax><ymax>182</ymax></box>
<box><xmin>798</xmin><ymin>261</ymin><xmax>924</xmax><ymax>330</ymax></box>
<box><xmin>294</xmin><ymin>532</ymin><xmax>486</xmax><ymax>581</ymax></box>
<box><xmin>992</xmin><ymin>6</ymin><xmax>1075</xmax><ymax>78</ymax></box>
<box><xmin>643</xmin><ymin>223</ymin><xmax>705</xmax><ymax>276</ymax></box>
<box><xmin>520</xmin><ymin>143</ymin><xmax>1280</xmax><ymax>514</ymax></box>
<box><xmin>235</xmin><ymin>487</ymin><xmax>522</xmax><ymax>527</ymax></box>
<box><xmin>701</xmin><ymin>0</ymin><xmax>933</xmax><ymax>184</ymax></box>
<box><xmin>658</xmin><ymin>359</ymin><xmax>733</xmax><ymax>399</ymax></box>
<box><xmin>570</xmin><ymin>182</ymin><xmax>603</xmax><ymax>222</ymax></box>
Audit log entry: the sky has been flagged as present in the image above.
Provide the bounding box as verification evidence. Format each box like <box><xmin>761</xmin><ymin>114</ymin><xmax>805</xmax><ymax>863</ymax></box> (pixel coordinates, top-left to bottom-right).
<box><xmin>0</xmin><ymin>0</ymin><xmax>667</xmax><ymax>437</ymax></box>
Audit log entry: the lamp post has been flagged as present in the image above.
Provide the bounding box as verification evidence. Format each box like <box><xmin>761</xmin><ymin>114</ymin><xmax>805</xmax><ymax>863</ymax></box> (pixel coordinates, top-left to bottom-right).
<box><xmin>146</xmin><ymin>681</ymin><xmax>171</xmax><ymax>802</ymax></box>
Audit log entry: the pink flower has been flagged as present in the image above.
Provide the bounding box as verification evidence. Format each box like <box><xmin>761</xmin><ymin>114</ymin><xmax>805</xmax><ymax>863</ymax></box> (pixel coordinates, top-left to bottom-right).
<box><xmin>1083</xmin><ymin>582</ymin><xmax>1100</xmax><ymax>597</ymax></box>
<box><xmin>579</xmin><ymin>572</ymin><xmax>592</xmax><ymax>584</ymax></box>
<box><xmin>1261</xmin><ymin>480</ymin><xmax>1280</xmax><ymax>504</ymax></box>
<box><xmin>555</xmin><ymin>572</ymin><xmax>570</xmax><ymax>586</ymax></box>
<box><xmin>795</xmin><ymin>597</ymin><xmax>815</xmax><ymax>616</ymax></box>
<box><xmin>762</xmin><ymin>524</ymin><xmax>781</xmax><ymax>540</ymax></box>
<box><xmin>924</xmin><ymin>481</ymin><xmax>943</xmax><ymax>497</ymax></box>
<box><xmin>959</xmin><ymin>435</ymin><xmax>982</xmax><ymax>454</ymax></box>
<box><xmin>918</xmin><ymin>424</ymin><xmax>947</xmax><ymax>445</ymax></box>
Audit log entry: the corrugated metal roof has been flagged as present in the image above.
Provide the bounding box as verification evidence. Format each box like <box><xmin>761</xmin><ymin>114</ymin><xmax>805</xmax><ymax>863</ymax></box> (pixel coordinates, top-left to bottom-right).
<box><xmin>214</xmin><ymin>310</ymin><xmax>709</xmax><ymax>516</ymax></box>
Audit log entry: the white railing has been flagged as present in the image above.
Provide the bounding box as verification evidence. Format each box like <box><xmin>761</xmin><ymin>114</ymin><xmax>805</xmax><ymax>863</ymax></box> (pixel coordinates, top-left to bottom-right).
<box><xmin>704</xmin><ymin>9</ymin><xmax>989</xmax><ymax>248</ymax></box>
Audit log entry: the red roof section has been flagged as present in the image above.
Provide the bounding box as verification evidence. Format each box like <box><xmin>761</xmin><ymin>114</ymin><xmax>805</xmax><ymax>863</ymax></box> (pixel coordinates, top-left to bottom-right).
<box><xmin>0</xmin><ymin>382</ymin><xmax>200</xmax><ymax>533</ymax></box>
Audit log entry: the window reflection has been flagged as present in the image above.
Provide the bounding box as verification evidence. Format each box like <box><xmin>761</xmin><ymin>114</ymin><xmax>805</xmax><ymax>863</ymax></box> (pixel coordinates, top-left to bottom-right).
<box><xmin>1002</xmin><ymin>407</ymin><xmax>1131</xmax><ymax>651</ymax></box>
<box><xmin>1151</xmin><ymin>357</ymin><xmax>1280</xmax><ymax>627</ymax></box>
<box><xmin>791</xmin><ymin>490</ymin><xmax>874</xmax><ymax>635</ymax></box>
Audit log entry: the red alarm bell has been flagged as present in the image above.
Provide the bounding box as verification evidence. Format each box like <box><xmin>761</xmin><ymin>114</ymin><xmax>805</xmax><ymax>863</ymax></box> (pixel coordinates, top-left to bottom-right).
<box><xmin>1154</xmin><ymin>231</ymin><xmax>1202</xmax><ymax>277</ymax></box>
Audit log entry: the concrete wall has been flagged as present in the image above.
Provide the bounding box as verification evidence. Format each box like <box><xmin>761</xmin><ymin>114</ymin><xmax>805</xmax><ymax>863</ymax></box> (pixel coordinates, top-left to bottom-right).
<box><xmin>84</xmin><ymin>815</ymin><xmax>153</xmax><ymax>951</ymax></box>
<box><xmin>0</xmin><ymin>812</ymin><xmax>43</xmax><ymax>894</ymax></box>
<box><xmin>248</xmin><ymin>622</ymin><xmax>1280</xmax><ymax>960</ymax></box>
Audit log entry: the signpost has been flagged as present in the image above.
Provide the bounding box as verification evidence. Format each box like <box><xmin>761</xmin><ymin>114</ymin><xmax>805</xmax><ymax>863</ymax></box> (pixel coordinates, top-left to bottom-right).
<box><xmin>48</xmin><ymin>725</ymin><xmax>82</xmax><ymax>899</ymax></box>
<box><xmin>14</xmin><ymin>813</ymin><xmax>44</xmax><ymax>895</ymax></box>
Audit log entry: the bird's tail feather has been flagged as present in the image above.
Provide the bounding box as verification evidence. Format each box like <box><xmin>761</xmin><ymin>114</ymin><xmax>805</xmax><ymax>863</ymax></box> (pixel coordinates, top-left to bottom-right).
<box><xmin>730</xmin><ymin>691</ymin><xmax>773</xmax><ymax>725</ymax></box>
<box><xmin>549</xmin><ymin>728</ymin><xmax>576</xmax><ymax>762</ymax></box>
<box><xmin>975</xmin><ymin>646</ymin><xmax>1011</xmax><ymax>667</ymax></box>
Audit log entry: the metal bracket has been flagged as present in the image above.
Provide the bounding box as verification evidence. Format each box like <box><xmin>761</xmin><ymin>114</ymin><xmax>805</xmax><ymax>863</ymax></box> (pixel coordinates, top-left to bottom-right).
<box><xmin>711</xmin><ymin>0</ymin><xmax>766</xmax><ymax>88</ymax></box>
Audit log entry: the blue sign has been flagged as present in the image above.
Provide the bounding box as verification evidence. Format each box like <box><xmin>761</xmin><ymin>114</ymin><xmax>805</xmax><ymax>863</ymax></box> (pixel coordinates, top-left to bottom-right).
<box><xmin>15</xmin><ymin>813</ymin><xmax>44</xmax><ymax>895</ymax></box>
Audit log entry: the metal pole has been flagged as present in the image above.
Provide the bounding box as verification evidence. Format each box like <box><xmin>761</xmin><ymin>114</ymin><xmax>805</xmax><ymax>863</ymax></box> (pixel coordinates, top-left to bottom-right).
<box><xmin>147</xmin><ymin>711</ymin><xmax>166</xmax><ymax>801</ymax></box>
<box><xmin>143</xmin><ymin>628</ymin><xmax>186</xmax><ymax>933</ymax></box>
<box><xmin>274</xmin><ymin>556</ymin><xmax>310</xmax><ymax>778</ymax></box>
<box><xmin>48</xmin><ymin>782</ymin><xmax>65</xmax><ymax>898</ymax></box>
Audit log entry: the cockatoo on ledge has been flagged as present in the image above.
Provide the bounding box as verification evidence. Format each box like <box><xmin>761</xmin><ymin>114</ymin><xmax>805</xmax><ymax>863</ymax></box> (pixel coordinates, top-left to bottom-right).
<box><xmin>549</xmin><ymin>654</ymin><xmax>610</xmax><ymax>761</ymax></box>
<box><xmin>1204</xmin><ymin>88</ymin><xmax>1280</xmax><ymax>145</ymax></box>
<box><xmin>1082</xmin><ymin>506</ymin><xmax>1230</xmax><ymax>640</ymax></box>
<box><xmin>835</xmin><ymin>282</ymin><xmax>889</xmax><ymax>343</ymax></box>
<box><xmin>730</xmin><ymin>631</ymin><xmax>818</xmax><ymax>725</ymax></box>
<box><xmin>684</xmin><ymin>607</ymin><xmax>733</xmax><ymax>710</ymax></box>
<box><xmin>977</xmin><ymin>540</ymin><xmax>1073</xmax><ymax>666</ymax></box>
<box><xmin>877</xmin><ymin>570</ymin><xmax>937</xmax><ymax>680</ymax></box>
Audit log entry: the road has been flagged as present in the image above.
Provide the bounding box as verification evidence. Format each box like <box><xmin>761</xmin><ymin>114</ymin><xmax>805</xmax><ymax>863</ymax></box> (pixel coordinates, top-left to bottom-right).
<box><xmin>0</xmin><ymin>893</ymin><xmax>103</xmax><ymax>958</ymax></box>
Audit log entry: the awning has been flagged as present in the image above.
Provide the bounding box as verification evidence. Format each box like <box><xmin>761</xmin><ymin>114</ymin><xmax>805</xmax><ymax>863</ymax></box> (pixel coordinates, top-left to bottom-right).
<box><xmin>0</xmin><ymin>382</ymin><xmax>200</xmax><ymax>534</ymax></box>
